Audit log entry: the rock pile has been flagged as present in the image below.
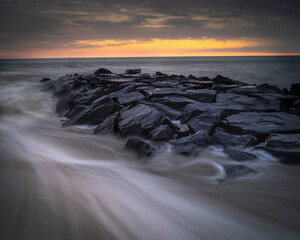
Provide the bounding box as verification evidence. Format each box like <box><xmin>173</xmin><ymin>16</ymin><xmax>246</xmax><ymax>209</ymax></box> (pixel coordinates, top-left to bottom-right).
<box><xmin>41</xmin><ymin>68</ymin><xmax>300</xmax><ymax>166</ymax></box>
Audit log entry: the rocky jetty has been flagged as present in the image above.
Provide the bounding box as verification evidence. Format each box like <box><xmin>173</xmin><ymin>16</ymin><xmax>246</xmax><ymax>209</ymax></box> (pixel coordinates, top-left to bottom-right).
<box><xmin>41</xmin><ymin>68</ymin><xmax>300</xmax><ymax>169</ymax></box>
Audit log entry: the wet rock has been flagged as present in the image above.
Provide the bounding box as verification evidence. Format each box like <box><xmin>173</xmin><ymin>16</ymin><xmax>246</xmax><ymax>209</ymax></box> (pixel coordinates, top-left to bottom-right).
<box><xmin>222</xmin><ymin>112</ymin><xmax>300</xmax><ymax>140</ymax></box>
<box><xmin>138</xmin><ymin>100</ymin><xmax>182</xmax><ymax>120</ymax></box>
<box><xmin>290</xmin><ymin>83</ymin><xmax>300</xmax><ymax>96</ymax></box>
<box><xmin>224</xmin><ymin>165</ymin><xmax>256</xmax><ymax>178</ymax></box>
<box><xmin>63</xmin><ymin>96</ymin><xmax>122</xmax><ymax>127</ymax></box>
<box><xmin>152</xmin><ymin>96</ymin><xmax>197</xmax><ymax>109</ymax></box>
<box><xmin>125</xmin><ymin>138</ymin><xmax>158</xmax><ymax>158</ymax></box>
<box><xmin>40</xmin><ymin>77</ymin><xmax>51</xmax><ymax>82</ymax></box>
<box><xmin>187</xmin><ymin>111</ymin><xmax>222</xmax><ymax>135</ymax></box>
<box><xmin>94</xmin><ymin>112</ymin><xmax>119</xmax><ymax>135</ymax></box>
<box><xmin>149</xmin><ymin>125</ymin><xmax>173</xmax><ymax>141</ymax></box>
<box><xmin>211</xmin><ymin>132</ymin><xmax>257</xmax><ymax>148</ymax></box>
<box><xmin>94</xmin><ymin>68</ymin><xmax>113</xmax><ymax>75</ymax></box>
<box><xmin>213</xmin><ymin>75</ymin><xmax>245</xmax><ymax>85</ymax></box>
<box><xmin>224</xmin><ymin>147</ymin><xmax>257</xmax><ymax>161</ymax></box>
<box><xmin>65</xmin><ymin>105</ymin><xmax>86</xmax><ymax>119</ymax></box>
<box><xmin>185</xmin><ymin>89</ymin><xmax>216</xmax><ymax>102</ymax></box>
<box><xmin>212</xmin><ymin>84</ymin><xmax>240</xmax><ymax>91</ymax></box>
<box><xmin>118</xmin><ymin>104</ymin><xmax>168</xmax><ymax>137</ymax></box>
<box><xmin>170</xmin><ymin>130</ymin><xmax>210</xmax><ymax>155</ymax></box>
<box><xmin>290</xmin><ymin>108</ymin><xmax>300</xmax><ymax>115</ymax></box>
<box><xmin>125</xmin><ymin>69</ymin><xmax>141</xmax><ymax>74</ymax></box>
<box><xmin>142</xmin><ymin>88</ymin><xmax>187</xmax><ymax>98</ymax></box>
<box><xmin>117</xmin><ymin>91</ymin><xmax>145</xmax><ymax>105</ymax></box>
<box><xmin>257</xmin><ymin>133</ymin><xmax>300</xmax><ymax>163</ymax></box>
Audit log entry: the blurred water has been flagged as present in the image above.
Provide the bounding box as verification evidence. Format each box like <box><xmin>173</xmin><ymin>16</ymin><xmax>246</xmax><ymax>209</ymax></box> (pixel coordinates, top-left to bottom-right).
<box><xmin>0</xmin><ymin>57</ymin><xmax>300</xmax><ymax>240</ymax></box>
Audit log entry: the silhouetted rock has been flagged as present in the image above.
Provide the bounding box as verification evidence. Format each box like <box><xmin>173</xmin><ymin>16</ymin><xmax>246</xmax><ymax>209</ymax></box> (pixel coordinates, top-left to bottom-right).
<box><xmin>94</xmin><ymin>68</ymin><xmax>113</xmax><ymax>75</ymax></box>
<box><xmin>125</xmin><ymin>69</ymin><xmax>141</xmax><ymax>74</ymax></box>
<box><xmin>40</xmin><ymin>77</ymin><xmax>51</xmax><ymax>82</ymax></box>
<box><xmin>290</xmin><ymin>83</ymin><xmax>300</xmax><ymax>96</ymax></box>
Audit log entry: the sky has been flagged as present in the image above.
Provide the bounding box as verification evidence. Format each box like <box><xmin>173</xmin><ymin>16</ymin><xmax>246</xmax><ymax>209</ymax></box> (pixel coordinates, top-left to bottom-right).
<box><xmin>0</xmin><ymin>0</ymin><xmax>299</xmax><ymax>58</ymax></box>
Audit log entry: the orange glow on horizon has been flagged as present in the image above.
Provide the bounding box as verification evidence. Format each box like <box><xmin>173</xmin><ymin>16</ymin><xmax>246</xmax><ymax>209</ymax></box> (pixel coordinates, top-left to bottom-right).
<box><xmin>1</xmin><ymin>38</ymin><xmax>299</xmax><ymax>59</ymax></box>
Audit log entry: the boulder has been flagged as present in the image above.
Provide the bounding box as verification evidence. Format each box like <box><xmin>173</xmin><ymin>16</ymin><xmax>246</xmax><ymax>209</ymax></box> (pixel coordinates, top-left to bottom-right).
<box><xmin>211</xmin><ymin>132</ymin><xmax>257</xmax><ymax>148</ymax></box>
<box><xmin>63</xmin><ymin>96</ymin><xmax>122</xmax><ymax>127</ymax></box>
<box><xmin>94</xmin><ymin>68</ymin><xmax>113</xmax><ymax>75</ymax></box>
<box><xmin>125</xmin><ymin>138</ymin><xmax>158</xmax><ymax>158</ymax></box>
<box><xmin>117</xmin><ymin>91</ymin><xmax>145</xmax><ymax>105</ymax></box>
<box><xmin>224</xmin><ymin>147</ymin><xmax>257</xmax><ymax>161</ymax></box>
<box><xmin>138</xmin><ymin>100</ymin><xmax>182</xmax><ymax>120</ymax></box>
<box><xmin>187</xmin><ymin>111</ymin><xmax>222</xmax><ymax>135</ymax></box>
<box><xmin>257</xmin><ymin>134</ymin><xmax>300</xmax><ymax>163</ymax></box>
<box><xmin>152</xmin><ymin>96</ymin><xmax>197</xmax><ymax>109</ymax></box>
<box><xmin>185</xmin><ymin>89</ymin><xmax>216</xmax><ymax>102</ymax></box>
<box><xmin>290</xmin><ymin>83</ymin><xmax>300</xmax><ymax>96</ymax></box>
<box><xmin>118</xmin><ymin>104</ymin><xmax>168</xmax><ymax>137</ymax></box>
<box><xmin>222</xmin><ymin>112</ymin><xmax>300</xmax><ymax>140</ymax></box>
<box><xmin>40</xmin><ymin>77</ymin><xmax>51</xmax><ymax>82</ymax></box>
<box><xmin>125</xmin><ymin>69</ymin><xmax>141</xmax><ymax>74</ymax></box>
<box><xmin>224</xmin><ymin>165</ymin><xmax>256</xmax><ymax>179</ymax></box>
<box><xmin>170</xmin><ymin>130</ymin><xmax>210</xmax><ymax>155</ymax></box>
<box><xmin>149</xmin><ymin>125</ymin><xmax>173</xmax><ymax>141</ymax></box>
<box><xmin>94</xmin><ymin>112</ymin><xmax>119</xmax><ymax>135</ymax></box>
<box><xmin>213</xmin><ymin>75</ymin><xmax>246</xmax><ymax>85</ymax></box>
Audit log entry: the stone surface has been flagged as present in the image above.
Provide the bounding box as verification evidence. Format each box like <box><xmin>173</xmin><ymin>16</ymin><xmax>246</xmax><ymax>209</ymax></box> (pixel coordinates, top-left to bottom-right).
<box><xmin>125</xmin><ymin>138</ymin><xmax>158</xmax><ymax>158</ymax></box>
<box><xmin>170</xmin><ymin>130</ymin><xmax>211</xmax><ymax>155</ymax></box>
<box><xmin>94</xmin><ymin>68</ymin><xmax>113</xmax><ymax>75</ymax></box>
<box><xmin>94</xmin><ymin>112</ymin><xmax>119</xmax><ymax>135</ymax></box>
<box><xmin>224</xmin><ymin>165</ymin><xmax>256</xmax><ymax>178</ymax></box>
<box><xmin>125</xmin><ymin>69</ymin><xmax>141</xmax><ymax>74</ymax></box>
<box><xmin>118</xmin><ymin>104</ymin><xmax>167</xmax><ymax>137</ymax></box>
<box><xmin>211</xmin><ymin>132</ymin><xmax>257</xmax><ymax>148</ymax></box>
<box><xmin>222</xmin><ymin>112</ymin><xmax>300</xmax><ymax>140</ymax></box>
<box><xmin>257</xmin><ymin>134</ymin><xmax>300</xmax><ymax>163</ymax></box>
<box><xmin>224</xmin><ymin>147</ymin><xmax>257</xmax><ymax>161</ymax></box>
<box><xmin>149</xmin><ymin>125</ymin><xmax>173</xmax><ymax>141</ymax></box>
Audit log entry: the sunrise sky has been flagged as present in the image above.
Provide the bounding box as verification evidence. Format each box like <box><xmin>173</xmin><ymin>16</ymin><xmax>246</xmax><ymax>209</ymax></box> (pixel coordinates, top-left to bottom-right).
<box><xmin>1</xmin><ymin>0</ymin><xmax>299</xmax><ymax>58</ymax></box>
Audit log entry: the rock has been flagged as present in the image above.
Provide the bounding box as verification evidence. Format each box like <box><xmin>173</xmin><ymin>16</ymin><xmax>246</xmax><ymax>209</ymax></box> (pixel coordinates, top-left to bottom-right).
<box><xmin>94</xmin><ymin>112</ymin><xmax>119</xmax><ymax>135</ymax></box>
<box><xmin>224</xmin><ymin>165</ymin><xmax>256</xmax><ymax>178</ymax></box>
<box><xmin>290</xmin><ymin>108</ymin><xmax>300</xmax><ymax>115</ymax></box>
<box><xmin>222</xmin><ymin>112</ymin><xmax>300</xmax><ymax>140</ymax></box>
<box><xmin>290</xmin><ymin>83</ymin><xmax>300</xmax><ymax>96</ymax></box>
<box><xmin>185</xmin><ymin>89</ymin><xmax>216</xmax><ymax>102</ymax></box>
<box><xmin>65</xmin><ymin>105</ymin><xmax>86</xmax><ymax>119</ymax></box>
<box><xmin>94</xmin><ymin>68</ymin><xmax>113</xmax><ymax>75</ymax></box>
<box><xmin>63</xmin><ymin>96</ymin><xmax>122</xmax><ymax>127</ymax></box>
<box><xmin>224</xmin><ymin>147</ymin><xmax>257</xmax><ymax>161</ymax></box>
<box><xmin>212</xmin><ymin>84</ymin><xmax>240</xmax><ymax>91</ymax></box>
<box><xmin>155</xmin><ymin>71</ymin><xmax>166</xmax><ymax>76</ymax></box>
<box><xmin>118</xmin><ymin>104</ymin><xmax>168</xmax><ymax>137</ymax></box>
<box><xmin>138</xmin><ymin>100</ymin><xmax>182</xmax><ymax>120</ymax></box>
<box><xmin>170</xmin><ymin>130</ymin><xmax>210</xmax><ymax>155</ymax></box>
<box><xmin>215</xmin><ymin>127</ymin><xmax>226</xmax><ymax>133</ymax></box>
<box><xmin>40</xmin><ymin>77</ymin><xmax>51</xmax><ymax>82</ymax></box>
<box><xmin>213</xmin><ymin>75</ymin><xmax>245</xmax><ymax>85</ymax></box>
<box><xmin>292</xmin><ymin>99</ymin><xmax>300</xmax><ymax>108</ymax></box>
<box><xmin>152</xmin><ymin>96</ymin><xmax>197</xmax><ymax>109</ymax></box>
<box><xmin>117</xmin><ymin>91</ymin><xmax>145</xmax><ymax>105</ymax></box>
<box><xmin>125</xmin><ymin>69</ymin><xmax>141</xmax><ymax>74</ymax></box>
<box><xmin>152</xmin><ymin>80</ymin><xmax>180</xmax><ymax>88</ymax></box>
<box><xmin>211</xmin><ymin>132</ymin><xmax>257</xmax><ymax>148</ymax></box>
<box><xmin>188</xmin><ymin>75</ymin><xmax>198</xmax><ymax>79</ymax></box>
<box><xmin>142</xmin><ymin>88</ymin><xmax>187</xmax><ymax>98</ymax></box>
<box><xmin>257</xmin><ymin>134</ymin><xmax>300</xmax><ymax>163</ymax></box>
<box><xmin>149</xmin><ymin>125</ymin><xmax>173</xmax><ymax>140</ymax></box>
<box><xmin>228</xmin><ymin>85</ymin><xmax>280</xmax><ymax>95</ymax></box>
<box><xmin>257</xmin><ymin>83</ymin><xmax>281</xmax><ymax>93</ymax></box>
<box><xmin>187</xmin><ymin>111</ymin><xmax>222</xmax><ymax>135</ymax></box>
<box><xmin>125</xmin><ymin>138</ymin><xmax>158</xmax><ymax>158</ymax></box>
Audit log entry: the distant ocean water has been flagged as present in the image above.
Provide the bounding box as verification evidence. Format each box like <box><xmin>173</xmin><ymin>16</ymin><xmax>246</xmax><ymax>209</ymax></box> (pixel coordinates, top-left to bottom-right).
<box><xmin>0</xmin><ymin>56</ymin><xmax>299</xmax><ymax>88</ymax></box>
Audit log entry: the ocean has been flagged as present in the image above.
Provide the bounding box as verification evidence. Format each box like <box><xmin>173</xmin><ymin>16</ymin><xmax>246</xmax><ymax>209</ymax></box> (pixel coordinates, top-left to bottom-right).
<box><xmin>0</xmin><ymin>56</ymin><xmax>299</xmax><ymax>240</ymax></box>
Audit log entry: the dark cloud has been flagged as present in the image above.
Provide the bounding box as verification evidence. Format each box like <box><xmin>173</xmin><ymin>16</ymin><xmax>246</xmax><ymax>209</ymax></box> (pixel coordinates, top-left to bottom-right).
<box><xmin>0</xmin><ymin>0</ymin><xmax>299</xmax><ymax>55</ymax></box>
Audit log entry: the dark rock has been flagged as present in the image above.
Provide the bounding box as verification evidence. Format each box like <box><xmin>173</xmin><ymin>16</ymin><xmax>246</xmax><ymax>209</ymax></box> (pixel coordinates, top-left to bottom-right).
<box><xmin>290</xmin><ymin>108</ymin><xmax>300</xmax><ymax>115</ymax></box>
<box><xmin>40</xmin><ymin>77</ymin><xmax>51</xmax><ymax>82</ymax></box>
<box><xmin>63</xmin><ymin>96</ymin><xmax>122</xmax><ymax>127</ymax></box>
<box><xmin>125</xmin><ymin>69</ymin><xmax>141</xmax><ymax>74</ymax></box>
<box><xmin>213</xmin><ymin>75</ymin><xmax>241</xmax><ymax>85</ymax></box>
<box><xmin>149</xmin><ymin>125</ymin><xmax>173</xmax><ymax>140</ymax></box>
<box><xmin>117</xmin><ymin>91</ymin><xmax>145</xmax><ymax>105</ymax></box>
<box><xmin>228</xmin><ymin>85</ymin><xmax>280</xmax><ymax>95</ymax></box>
<box><xmin>152</xmin><ymin>96</ymin><xmax>197</xmax><ymax>109</ymax></box>
<box><xmin>211</xmin><ymin>132</ymin><xmax>257</xmax><ymax>148</ymax></box>
<box><xmin>188</xmin><ymin>75</ymin><xmax>198</xmax><ymax>79</ymax></box>
<box><xmin>155</xmin><ymin>71</ymin><xmax>166</xmax><ymax>76</ymax></box>
<box><xmin>257</xmin><ymin>133</ymin><xmax>300</xmax><ymax>163</ymax></box>
<box><xmin>125</xmin><ymin>138</ymin><xmax>158</xmax><ymax>158</ymax></box>
<box><xmin>290</xmin><ymin>83</ymin><xmax>300</xmax><ymax>96</ymax></box>
<box><xmin>94</xmin><ymin>112</ymin><xmax>119</xmax><ymax>135</ymax></box>
<box><xmin>212</xmin><ymin>84</ymin><xmax>240</xmax><ymax>91</ymax></box>
<box><xmin>215</xmin><ymin>127</ymin><xmax>226</xmax><ymax>133</ymax></box>
<box><xmin>94</xmin><ymin>68</ymin><xmax>113</xmax><ymax>75</ymax></box>
<box><xmin>187</xmin><ymin>111</ymin><xmax>222</xmax><ymax>135</ymax></box>
<box><xmin>170</xmin><ymin>130</ymin><xmax>210</xmax><ymax>155</ymax></box>
<box><xmin>257</xmin><ymin>83</ymin><xmax>281</xmax><ymax>93</ymax></box>
<box><xmin>224</xmin><ymin>147</ymin><xmax>257</xmax><ymax>161</ymax></box>
<box><xmin>65</xmin><ymin>105</ymin><xmax>86</xmax><ymax>119</ymax></box>
<box><xmin>118</xmin><ymin>104</ymin><xmax>168</xmax><ymax>137</ymax></box>
<box><xmin>142</xmin><ymin>88</ymin><xmax>187</xmax><ymax>98</ymax></box>
<box><xmin>152</xmin><ymin>80</ymin><xmax>180</xmax><ymax>88</ymax></box>
<box><xmin>222</xmin><ymin>112</ymin><xmax>300</xmax><ymax>140</ymax></box>
<box><xmin>224</xmin><ymin>165</ymin><xmax>256</xmax><ymax>178</ymax></box>
<box><xmin>292</xmin><ymin>99</ymin><xmax>300</xmax><ymax>108</ymax></box>
<box><xmin>185</xmin><ymin>89</ymin><xmax>216</xmax><ymax>102</ymax></box>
